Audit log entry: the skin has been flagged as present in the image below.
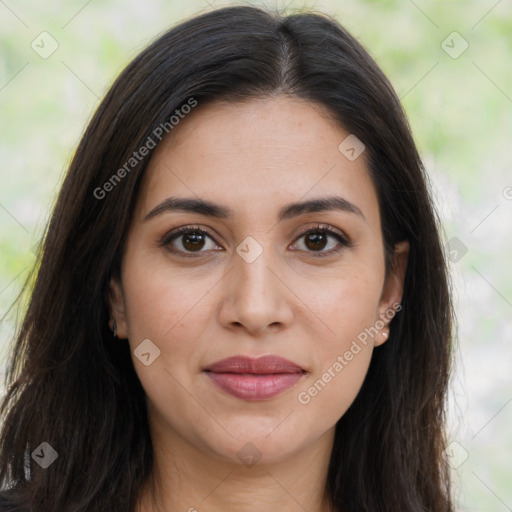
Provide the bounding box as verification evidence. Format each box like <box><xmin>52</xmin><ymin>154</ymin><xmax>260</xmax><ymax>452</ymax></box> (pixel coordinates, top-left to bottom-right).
<box><xmin>108</xmin><ymin>96</ymin><xmax>409</xmax><ymax>512</ymax></box>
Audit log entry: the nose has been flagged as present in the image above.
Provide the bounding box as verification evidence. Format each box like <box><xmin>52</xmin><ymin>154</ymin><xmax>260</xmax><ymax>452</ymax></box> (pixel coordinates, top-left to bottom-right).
<box><xmin>218</xmin><ymin>242</ymin><xmax>294</xmax><ymax>337</ymax></box>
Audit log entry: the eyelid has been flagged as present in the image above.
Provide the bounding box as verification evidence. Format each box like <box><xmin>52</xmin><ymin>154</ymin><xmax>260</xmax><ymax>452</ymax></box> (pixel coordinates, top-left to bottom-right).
<box><xmin>160</xmin><ymin>224</ymin><xmax>223</xmax><ymax>254</ymax></box>
<box><xmin>292</xmin><ymin>223</ymin><xmax>350</xmax><ymax>244</ymax></box>
<box><xmin>290</xmin><ymin>223</ymin><xmax>352</xmax><ymax>258</ymax></box>
<box><xmin>160</xmin><ymin>223</ymin><xmax>352</xmax><ymax>257</ymax></box>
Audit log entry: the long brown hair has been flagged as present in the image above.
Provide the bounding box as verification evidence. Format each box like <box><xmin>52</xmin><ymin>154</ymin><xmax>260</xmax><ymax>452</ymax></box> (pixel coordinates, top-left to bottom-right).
<box><xmin>0</xmin><ymin>5</ymin><xmax>454</xmax><ymax>511</ymax></box>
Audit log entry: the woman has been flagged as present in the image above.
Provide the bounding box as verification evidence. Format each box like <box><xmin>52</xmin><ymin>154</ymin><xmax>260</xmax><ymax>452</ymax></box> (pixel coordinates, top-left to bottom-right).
<box><xmin>0</xmin><ymin>5</ymin><xmax>454</xmax><ymax>511</ymax></box>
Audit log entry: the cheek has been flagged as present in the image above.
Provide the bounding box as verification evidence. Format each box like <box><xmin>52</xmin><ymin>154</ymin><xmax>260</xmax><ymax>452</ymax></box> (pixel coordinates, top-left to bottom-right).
<box><xmin>293</xmin><ymin>270</ymin><xmax>382</xmax><ymax>419</ymax></box>
<box><xmin>120</xmin><ymin>259</ymin><xmax>214</xmax><ymax>435</ymax></box>
<box><xmin>293</xmin><ymin>259</ymin><xmax>383</xmax><ymax>345</ymax></box>
<box><xmin>291</xmin><ymin>293</ymin><xmax>376</xmax><ymax>440</ymax></box>
<box><xmin>121</xmin><ymin>247</ymin><xmax>217</xmax><ymax>344</ymax></box>
<box><xmin>297</xmin><ymin>343</ymin><xmax>373</xmax><ymax>428</ymax></box>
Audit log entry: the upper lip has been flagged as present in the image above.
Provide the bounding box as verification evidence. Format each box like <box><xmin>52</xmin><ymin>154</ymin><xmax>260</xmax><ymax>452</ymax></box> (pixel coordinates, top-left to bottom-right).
<box><xmin>204</xmin><ymin>355</ymin><xmax>305</xmax><ymax>374</ymax></box>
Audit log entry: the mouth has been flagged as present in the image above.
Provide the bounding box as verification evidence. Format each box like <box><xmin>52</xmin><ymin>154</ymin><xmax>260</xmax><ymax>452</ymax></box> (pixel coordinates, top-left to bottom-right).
<box><xmin>203</xmin><ymin>355</ymin><xmax>307</xmax><ymax>401</ymax></box>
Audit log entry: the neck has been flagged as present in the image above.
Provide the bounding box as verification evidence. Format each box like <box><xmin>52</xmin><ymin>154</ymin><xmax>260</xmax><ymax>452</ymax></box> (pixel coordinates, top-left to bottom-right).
<box><xmin>135</xmin><ymin>416</ymin><xmax>336</xmax><ymax>512</ymax></box>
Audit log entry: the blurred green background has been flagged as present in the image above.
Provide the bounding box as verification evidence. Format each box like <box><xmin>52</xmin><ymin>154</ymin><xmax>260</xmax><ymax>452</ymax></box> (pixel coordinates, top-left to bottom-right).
<box><xmin>0</xmin><ymin>0</ymin><xmax>511</xmax><ymax>510</ymax></box>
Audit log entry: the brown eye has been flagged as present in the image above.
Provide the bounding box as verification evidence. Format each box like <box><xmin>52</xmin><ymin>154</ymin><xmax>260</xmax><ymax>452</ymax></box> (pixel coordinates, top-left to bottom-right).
<box><xmin>304</xmin><ymin>232</ymin><xmax>329</xmax><ymax>251</ymax></box>
<box><xmin>161</xmin><ymin>226</ymin><xmax>220</xmax><ymax>256</ymax></box>
<box><xmin>180</xmin><ymin>231</ymin><xmax>207</xmax><ymax>251</ymax></box>
<box><xmin>292</xmin><ymin>225</ymin><xmax>350</xmax><ymax>258</ymax></box>
<box><xmin>161</xmin><ymin>224</ymin><xmax>351</xmax><ymax>259</ymax></box>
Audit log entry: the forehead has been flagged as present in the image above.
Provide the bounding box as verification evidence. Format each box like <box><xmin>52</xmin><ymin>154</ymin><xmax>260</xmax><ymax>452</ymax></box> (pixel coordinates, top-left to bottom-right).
<box><xmin>135</xmin><ymin>96</ymin><xmax>380</xmax><ymax>227</ymax></box>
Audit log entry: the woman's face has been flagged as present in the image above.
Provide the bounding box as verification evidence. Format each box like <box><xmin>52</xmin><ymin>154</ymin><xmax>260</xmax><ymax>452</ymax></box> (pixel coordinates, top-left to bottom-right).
<box><xmin>109</xmin><ymin>96</ymin><xmax>408</xmax><ymax>467</ymax></box>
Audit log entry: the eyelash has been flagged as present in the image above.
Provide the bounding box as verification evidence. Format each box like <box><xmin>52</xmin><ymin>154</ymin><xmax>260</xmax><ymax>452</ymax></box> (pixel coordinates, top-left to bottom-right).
<box><xmin>160</xmin><ymin>224</ymin><xmax>352</xmax><ymax>259</ymax></box>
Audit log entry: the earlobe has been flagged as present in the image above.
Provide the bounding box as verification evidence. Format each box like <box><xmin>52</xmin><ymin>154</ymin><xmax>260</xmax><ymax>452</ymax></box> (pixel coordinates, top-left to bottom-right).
<box><xmin>107</xmin><ymin>277</ymin><xmax>128</xmax><ymax>339</ymax></box>
<box><xmin>375</xmin><ymin>240</ymin><xmax>409</xmax><ymax>346</ymax></box>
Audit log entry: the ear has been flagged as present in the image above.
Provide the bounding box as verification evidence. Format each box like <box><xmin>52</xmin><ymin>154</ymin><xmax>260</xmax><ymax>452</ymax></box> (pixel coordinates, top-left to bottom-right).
<box><xmin>375</xmin><ymin>240</ymin><xmax>409</xmax><ymax>346</ymax></box>
<box><xmin>107</xmin><ymin>277</ymin><xmax>128</xmax><ymax>339</ymax></box>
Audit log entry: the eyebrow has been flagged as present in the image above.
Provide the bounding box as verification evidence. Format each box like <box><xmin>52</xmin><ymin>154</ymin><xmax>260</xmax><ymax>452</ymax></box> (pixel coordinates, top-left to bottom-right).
<box><xmin>144</xmin><ymin>195</ymin><xmax>365</xmax><ymax>223</ymax></box>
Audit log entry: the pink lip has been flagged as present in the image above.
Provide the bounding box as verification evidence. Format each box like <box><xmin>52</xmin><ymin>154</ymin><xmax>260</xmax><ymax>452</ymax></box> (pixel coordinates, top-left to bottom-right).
<box><xmin>203</xmin><ymin>355</ymin><xmax>306</xmax><ymax>401</ymax></box>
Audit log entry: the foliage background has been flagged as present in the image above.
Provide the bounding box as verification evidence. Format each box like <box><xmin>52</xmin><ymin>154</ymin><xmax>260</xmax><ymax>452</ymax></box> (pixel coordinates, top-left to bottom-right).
<box><xmin>0</xmin><ymin>0</ymin><xmax>511</xmax><ymax>510</ymax></box>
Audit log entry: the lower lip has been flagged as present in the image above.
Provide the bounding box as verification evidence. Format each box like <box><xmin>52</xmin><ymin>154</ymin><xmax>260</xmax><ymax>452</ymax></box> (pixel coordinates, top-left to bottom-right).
<box><xmin>205</xmin><ymin>372</ymin><xmax>304</xmax><ymax>400</ymax></box>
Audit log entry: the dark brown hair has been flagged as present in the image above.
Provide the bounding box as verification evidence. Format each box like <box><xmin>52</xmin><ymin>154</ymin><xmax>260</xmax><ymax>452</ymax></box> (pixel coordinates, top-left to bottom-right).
<box><xmin>0</xmin><ymin>5</ymin><xmax>454</xmax><ymax>511</ymax></box>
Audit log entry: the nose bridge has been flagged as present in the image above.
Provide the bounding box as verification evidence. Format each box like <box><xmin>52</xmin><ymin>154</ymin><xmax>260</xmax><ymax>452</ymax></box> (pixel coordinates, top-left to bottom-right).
<box><xmin>235</xmin><ymin>236</ymin><xmax>275</xmax><ymax>303</ymax></box>
<box><xmin>220</xmin><ymin>234</ymin><xmax>292</xmax><ymax>333</ymax></box>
